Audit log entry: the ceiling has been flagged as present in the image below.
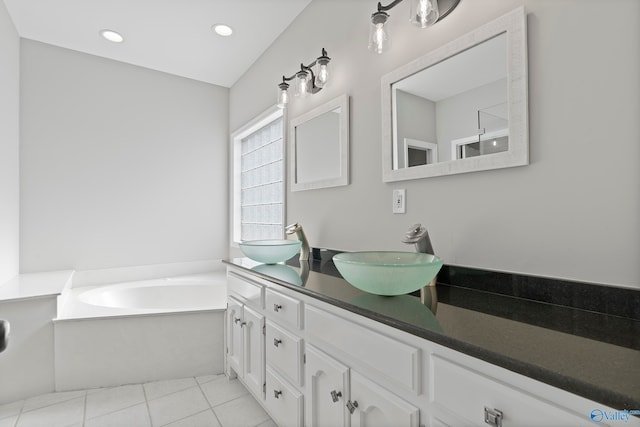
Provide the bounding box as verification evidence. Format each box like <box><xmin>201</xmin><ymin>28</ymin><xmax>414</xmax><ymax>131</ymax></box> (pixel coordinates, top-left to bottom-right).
<box><xmin>2</xmin><ymin>0</ymin><xmax>312</xmax><ymax>88</ymax></box>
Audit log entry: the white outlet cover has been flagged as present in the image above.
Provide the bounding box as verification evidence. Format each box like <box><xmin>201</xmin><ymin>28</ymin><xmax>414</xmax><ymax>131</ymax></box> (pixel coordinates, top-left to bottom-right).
<box><xmin>393</xmin><ymin>189</ymin><xmax>406</xmax><ymax>214</ymax></box>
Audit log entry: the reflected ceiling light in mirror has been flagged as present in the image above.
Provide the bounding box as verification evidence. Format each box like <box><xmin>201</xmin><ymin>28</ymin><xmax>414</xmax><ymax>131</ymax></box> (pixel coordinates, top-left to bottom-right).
<box><xmin>276</xmin><ymin>48</ymin><xmax>331</xmax><ymax>109</ymax></box>
<box><xmin>368</xmin><ymin>0</ymin><xmax>460</xmax><ymax>54</ymax></box>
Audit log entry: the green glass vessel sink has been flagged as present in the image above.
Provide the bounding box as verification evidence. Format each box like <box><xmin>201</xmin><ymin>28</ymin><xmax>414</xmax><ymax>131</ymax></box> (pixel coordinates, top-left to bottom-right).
<box><xmin>332</xmin><ymin>251</ymin><xmax>443</xmax><ymax>296</ymax></box>
<box><xmin>239</xmin><ymin>239</ymin><xmax>302</xmax><ymax>264</ymax></box>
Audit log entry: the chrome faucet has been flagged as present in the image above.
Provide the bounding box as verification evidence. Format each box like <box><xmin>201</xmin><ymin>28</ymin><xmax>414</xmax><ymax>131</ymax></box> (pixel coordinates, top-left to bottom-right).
<box><xmin>402</xmin><ymin>223</ymin><xmax>434</xmax><ymax>255</ymax></box>
<box><xmin>285</xmin><ymin>222</ymin><xmax>310</xmax><ymax>262</ymax></box>
<box><xmin>402</xmin><ymin>223</ymin><xmax>438</xmax><ymax>290</ymax></box>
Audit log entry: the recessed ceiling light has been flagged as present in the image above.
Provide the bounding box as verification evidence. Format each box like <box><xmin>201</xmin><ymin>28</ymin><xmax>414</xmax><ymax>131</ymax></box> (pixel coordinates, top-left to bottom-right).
<box><xmin>100</xmin><ymin>29</ymin><xmax>124</xmax><ymax>43</ymax></box>
<box><xmin>212</xmin><ymin>24</ymin><xmax>233</xmax><ymax>37</ymax></box>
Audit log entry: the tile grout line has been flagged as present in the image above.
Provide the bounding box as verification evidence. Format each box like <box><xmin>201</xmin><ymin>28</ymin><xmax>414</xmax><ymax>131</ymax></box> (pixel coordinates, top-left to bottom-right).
<box><xmin>81</xmin><ymin>391</ymin><xmax>87</xmax><ymax>427</ymax></box>
<box><xmin>195</xmin><ymin>378</ymin><xmax>225</xmax><ymax>427</ymax></box>
<box><xmin>141</xmin><ymin>382</ymin><xmax>154</xmax><ymax>427</ymax></box>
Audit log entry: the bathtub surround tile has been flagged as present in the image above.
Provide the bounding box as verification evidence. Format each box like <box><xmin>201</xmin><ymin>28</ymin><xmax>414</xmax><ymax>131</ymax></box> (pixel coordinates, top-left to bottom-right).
<box><xmin>143</xmin><ymin>377</ymin><xmax>198</xmax><ymax>401</ymax></box>
<box><xmin>16</xmin><ymin>396</ymin><xmax>85</xmax><ymax>427</ymax></box>
<box><xmin>85</xmin><ymin>384</ymin><xmax>145</xmax><ymax>419</ymax></box>
<box><xmin>200</xmin><ymin>377</ymin><xmax>249</xmax><ymax>407</ymax></box>
<box><xmin>147</xmin><ymin>386</ymin><xmax>209</xmax><ymax>427</ymax></box>
<box><xmin>212</xmin><ymin>394</ymin><xmax>270</xmax><ymax>427</ymax></box>
<box><xmin>85</xmin><ymin>403</ymin><xmax>151</xmax><ymax>427</ymax></box>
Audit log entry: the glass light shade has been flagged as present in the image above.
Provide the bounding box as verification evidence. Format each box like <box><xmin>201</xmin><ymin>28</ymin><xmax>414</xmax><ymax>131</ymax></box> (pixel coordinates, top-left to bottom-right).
<box><xmin>368</xmin><ymin>12</ymin><xmax>390</xmax><ymax>54</ymax></box>
<box><xmin>314</xmin><ymin>62</ymin><xmax>329</xmax><ymax>88</ymax></box>
<box><xmin>277</xmin><ymin>83</ymin><xmax>289</xmax><ymax>109</ymax></box>
<box><xmin>410</xmin><ymin>0</ymin><xmax>439</xmax><ymax>28</ymax></box>
<box><xmin>294</xmin><ymin>70</ymin><xmax>309</xmax><ymax>98</ymax></box>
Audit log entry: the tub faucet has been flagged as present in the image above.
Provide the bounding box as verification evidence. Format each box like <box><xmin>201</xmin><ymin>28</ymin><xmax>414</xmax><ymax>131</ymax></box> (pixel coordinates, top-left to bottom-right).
<box><xmin>285</xmin><ymin>222</ymin><xmax>310</xmax><ymax>261</ymax></box>
<box><xmin>402</xmin><ymin>223</ymin><xmax>438</xmax><ymax>290</ymax></box>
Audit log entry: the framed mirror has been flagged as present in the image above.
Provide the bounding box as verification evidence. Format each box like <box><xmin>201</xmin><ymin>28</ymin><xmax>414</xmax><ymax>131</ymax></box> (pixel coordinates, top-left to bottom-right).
<box><xmin>290</xmin><ymin>94</ymin><xmax>349</xmax><ymax>191</ymax></box>
<box><xmin>382</xmin><ymin>7</ymin><xmax>528</xmax><ymax>182</ymax></box>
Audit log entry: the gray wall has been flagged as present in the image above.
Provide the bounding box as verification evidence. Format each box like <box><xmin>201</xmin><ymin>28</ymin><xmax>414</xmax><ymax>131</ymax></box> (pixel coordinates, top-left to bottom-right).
<box><xmin>0</xmin><ymin>1</ymin><xmax>19</xmax><ymax>285</ymax></box>
<box><xmin>396</xmin><ymin>90</ymin><xmax>436</xmax><ymax>167</ymax></box>
<box><xmin>230</xmin><ymin>0</ymin><xmax>639</xmax><ymax>288</ymax></box>
<box><xmin>437</xmin><ymin>78</ymin><xmax>507</xmax><ymax>161</ymax></box>
<box><xmin>20</xmin><ymin>40</ymin><xmax>229</xmax><ymax>272</ymax></box>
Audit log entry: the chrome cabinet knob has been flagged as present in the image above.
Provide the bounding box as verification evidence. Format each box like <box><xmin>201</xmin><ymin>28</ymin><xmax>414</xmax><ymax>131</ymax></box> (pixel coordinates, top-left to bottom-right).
<box><xmin>330</xmin><ymin>390</ymin><xmax>342</xmax><ymax>403</ymax></box>
<box><xmin>273</xmin><ymin>304</ymin><xmax>283</xmax><ymax>312</ymax></box>
<box><xmin>484</xmin><ymin>407</ymin><xmax>503</xmax><ymax>427</ymax></box>
<box><xmin>273</xmin><ymin>338</ymin><xmax>282</xmax><ymax>347</ymax></box>
<box><xmin>274</xmin><ymin>390</ymin><xmax>283</xmax><ymax>399</ymax></box>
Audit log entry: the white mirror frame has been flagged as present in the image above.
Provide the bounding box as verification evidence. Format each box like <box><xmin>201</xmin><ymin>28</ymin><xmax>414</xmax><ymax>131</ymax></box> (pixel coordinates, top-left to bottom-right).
<box><xmin>381</xmin><ymin>6</ymin><xmax>528</xmax><ymax>182</ymax></box>
<box><xmin>290</xmin><ymin>94</ymin><xmax>349</xmax><ymax>191</ymax></box>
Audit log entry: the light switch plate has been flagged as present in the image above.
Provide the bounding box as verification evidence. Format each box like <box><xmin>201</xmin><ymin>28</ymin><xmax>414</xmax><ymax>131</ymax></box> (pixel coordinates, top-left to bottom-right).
<box><xmin>393</xmin><ymin>189</ymin><xmax>406</xmax><ymax>214</ymax></box>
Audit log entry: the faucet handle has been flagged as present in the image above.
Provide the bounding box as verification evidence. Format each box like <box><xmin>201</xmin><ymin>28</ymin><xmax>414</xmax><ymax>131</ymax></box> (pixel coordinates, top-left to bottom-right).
<box><xmin>285</xmin><ymin>223</ymin><xmax>301</xmax><ymax>234</ymax></box>
<box><xmin>406</xmin><ymin>223</ymin><xmax>422</xmax><ymax>235</ymax></box>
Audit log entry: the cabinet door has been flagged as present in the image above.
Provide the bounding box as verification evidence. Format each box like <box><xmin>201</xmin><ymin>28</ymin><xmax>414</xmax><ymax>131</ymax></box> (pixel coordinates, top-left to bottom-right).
<box><xmin>349</xmin><ymin>371</ymin><xmax>419</xmax><ymax>427</ymax></box>
<box><xmin>243</xmin><ymin>306</ymin><xmax>265</xmax><ymax>399</ymax></box>
<box><xmin>305</xmin><ymin>345</ymin><xmax>349</xmax><ymax>427</ymax></box>
<box><xmin>227</xmin><ymin>297</ymin><xmax>244</xmax><ymax>377</ymax></box>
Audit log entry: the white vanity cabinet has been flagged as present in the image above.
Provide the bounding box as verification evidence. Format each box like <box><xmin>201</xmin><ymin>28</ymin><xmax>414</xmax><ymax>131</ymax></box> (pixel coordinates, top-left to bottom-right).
<box><xmin>226</xmin><ymin>272</ymin><xmax>266</xmax><ymax>399</ymax></box>
<box><xmin>226</xmin><ymin>266</ymin><xmax>637</xmax><ymax>427</ymax></box>
<box><xmin>305</xmin><ymin>345</ymin><xmax>349</xmax><ymax>427</ymax></box>
<box><xmin>305</xmin><ymin>344</ymin><xmax>419</xmax><ymax>427</ymax></box>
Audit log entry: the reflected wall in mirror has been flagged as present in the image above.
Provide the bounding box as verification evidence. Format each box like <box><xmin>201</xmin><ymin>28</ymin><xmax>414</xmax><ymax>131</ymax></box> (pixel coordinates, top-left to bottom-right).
<box><xmin>382</xmin><ymin>7</ymin><xmax>528</xmax><ymax>182</ymax></box>
<box><xmin>290</xmin><ymin>94</ymin><xmax>349</xmax><ymax>191</ymax></box>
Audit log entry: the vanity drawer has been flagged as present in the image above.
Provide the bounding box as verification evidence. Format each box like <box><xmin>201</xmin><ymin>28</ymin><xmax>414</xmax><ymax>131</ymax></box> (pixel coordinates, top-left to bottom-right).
<box><xmin>266</xmin><ymin>288</ymin><xmax>303</xmax><ymax>330</ymax></box>
<box><xmin>227</xmin><ymin>271</ymin><xmax>264</xmax><ymax>309</ymax></box>
<box><xmin>266</xmin><ymin>320</ymin><xmax>304</xmax><ymax>386</ymax></box>
<box><xmin>265</xmin><ymin>367</ymin><xmax>303</xmax><ymax>427</ymax></box>
<box><xmin>431</xmin><ymin>355</ymin><xmax>588</xmax><ymax>427</ymax></box>
<box><xmin>305</xmin><ymin>305</ymin><xmax>420</xmax><ymax>394</ymax></box>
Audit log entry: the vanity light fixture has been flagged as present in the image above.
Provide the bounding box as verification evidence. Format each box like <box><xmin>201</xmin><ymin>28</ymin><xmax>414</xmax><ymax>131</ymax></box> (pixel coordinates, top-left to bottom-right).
<box><xmin>368</xmin><ymin>0</ymin><xmax>460</xmax><ymax>54</ymax></box>
<box><xmin>277</xmin><ymin>48</ymin><xmax>330</xmax><ymax>109</ymax></box>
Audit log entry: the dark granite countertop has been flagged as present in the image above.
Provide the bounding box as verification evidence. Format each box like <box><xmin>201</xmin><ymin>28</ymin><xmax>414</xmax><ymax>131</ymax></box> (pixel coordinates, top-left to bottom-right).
<box><xmin>223</xmin><ymin>250</ymin><xmax>640</xmax><ymax>413</ymax></box>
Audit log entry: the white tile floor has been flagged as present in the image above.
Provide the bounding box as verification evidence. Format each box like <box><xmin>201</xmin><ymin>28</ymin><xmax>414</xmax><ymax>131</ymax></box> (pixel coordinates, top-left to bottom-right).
<box><xmin>0</xmin><ymin>375</ymin><xmax>277</xmax><ymax>427</ymax></box>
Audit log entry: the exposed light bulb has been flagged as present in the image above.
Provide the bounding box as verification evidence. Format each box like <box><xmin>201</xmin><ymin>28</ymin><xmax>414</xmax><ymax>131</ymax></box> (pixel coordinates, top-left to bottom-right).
<box><xmin>315</xmin><ymin>64</ymin><xmax>329</xmax><ymax>87</ymax></box>
<box><xmin>277</xmin><ymin>82</ymin><xmax>289</xmax><ymax>109</ymax></box>
<box><xmin>411</xmin><ymin>0</ymin><xmax>439</xmax><ymax>28</ymax></box>
<box><xmin>492</xmin><ymin>140</ymin><xmax>497</xmax><ymax>146</ymax></box>
<box><xmin>295</xmin><ymin>70</ymin><xmax>309</xmax><ymax>98</ymax></box>
<box><xmin>369</xmin><ymin>11</ymin><xmax>390</xmax><ymax>54</ymax></box>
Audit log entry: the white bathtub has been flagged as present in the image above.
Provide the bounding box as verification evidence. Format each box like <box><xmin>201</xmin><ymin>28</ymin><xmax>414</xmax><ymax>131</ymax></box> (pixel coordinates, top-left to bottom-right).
<box><xmin>58</xmin><ymin>273</ymin><xmax>227</xmax><ymax>319</ymax></box>
<box><xmin>77</xmin><ymin>276</ymin><xmax>226</xmax><ymax>312</ymax></box>
<box><xmin>54</xmin><ymin>271</ymin><xmax>227</xmax><ymax>391</ymax></box>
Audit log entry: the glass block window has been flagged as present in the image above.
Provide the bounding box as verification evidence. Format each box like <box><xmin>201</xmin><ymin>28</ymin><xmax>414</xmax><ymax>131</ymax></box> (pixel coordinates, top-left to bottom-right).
<box><xmin>239</xmin><ymin>116</ymin><xmax>284</xmax><ymax>241</ymax></box>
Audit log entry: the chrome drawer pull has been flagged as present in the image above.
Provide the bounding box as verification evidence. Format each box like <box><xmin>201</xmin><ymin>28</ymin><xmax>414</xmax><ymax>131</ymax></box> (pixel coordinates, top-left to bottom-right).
<box><xmin>274</xmin><ymin>390</ymin><xmax>283</xmax><ymax>399</ymax></box>
<box><xmin>273</xmin><ymin>303</ymin><xmax>283</xmax><ymax>312</ymax></box>
<box><xmin>330</xmin><ymin>390</ymin><xmax>342</xmax><ymax>403</ymax></box>
<box><xmin>273</xmin><ymin>338</ymin><xmax>282</xmax><ymax>347</ymax></box>
<box><xmin>346</xmin><ymin>400</ymin><xmax>358</xmax><ymax>414</ymax></box>
<box><xmin>484</xmin><ymin>407</ymin><xmax>503</xmax><ymax>427</ymax></box>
